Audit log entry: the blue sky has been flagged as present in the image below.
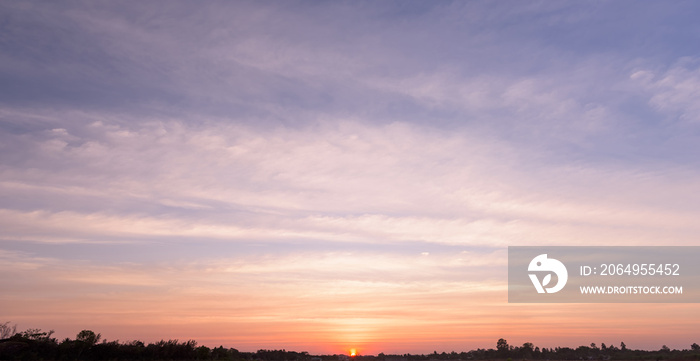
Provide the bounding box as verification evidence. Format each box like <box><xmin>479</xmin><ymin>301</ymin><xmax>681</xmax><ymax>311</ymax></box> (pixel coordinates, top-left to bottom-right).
<box><xmin>2</xmin><ymin>0</ymin><xmax>700</xmax><ymax>354</ymax></box>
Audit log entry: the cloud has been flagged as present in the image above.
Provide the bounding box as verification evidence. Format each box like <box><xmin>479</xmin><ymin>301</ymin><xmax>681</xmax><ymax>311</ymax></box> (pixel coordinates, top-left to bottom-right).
<box><xmin>2</xmin><ymin>104</ymin><xmax>700</xmax><ymax>252</ymax></box>
<box><xmin>632</xmin><ymin>58</ymin><xmax>700</xmax><ymax>123</ymax></box>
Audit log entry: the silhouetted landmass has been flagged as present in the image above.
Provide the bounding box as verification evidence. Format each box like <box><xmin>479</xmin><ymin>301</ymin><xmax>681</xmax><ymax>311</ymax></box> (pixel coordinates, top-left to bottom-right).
<box><xmin>1</xmin><ymin>324</ymin><xmax>699</xmax><ymax>361</ymax></box>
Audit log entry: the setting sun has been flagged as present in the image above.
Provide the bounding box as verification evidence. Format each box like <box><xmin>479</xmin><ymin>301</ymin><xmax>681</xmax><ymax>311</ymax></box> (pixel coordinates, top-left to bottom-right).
<box><xmin>350</xmin><ymin>349</ymin><xmax>357</xmax><ymax>357</ymax></box>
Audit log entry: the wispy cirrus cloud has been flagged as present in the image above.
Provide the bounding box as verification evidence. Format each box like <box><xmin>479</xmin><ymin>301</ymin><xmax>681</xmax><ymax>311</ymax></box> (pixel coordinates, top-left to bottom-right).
<box><xmin>3</xmin><ymin>108</ymin><xmax>700</xmax><ymax>249</ymax></box>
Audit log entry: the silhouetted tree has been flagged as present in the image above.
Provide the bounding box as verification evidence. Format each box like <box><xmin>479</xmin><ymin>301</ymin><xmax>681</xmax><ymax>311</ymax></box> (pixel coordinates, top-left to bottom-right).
<box><xmin>0</xmin><ymin>322</ymin><xmax>18</xmax><ymax>339</ymax></box>
<box><xmin>196</xmin><ymin>345</ymin><xmax>212</xmax><ymax>359</ymax></box>
<box><xmin>21</xmin><ymin>328</ymin><xmax>54</xmax><ymax>341</ymax></box>
<box><xmin>76</xmin><ymin>330</ymin><xmax>102</xmax><ymax>346</ymax></box>
<box><xmin>521</xmin><ymin>343</ymin><xmax>534</xmax><ymax>359</ymax></box>
<box><xmin>212</xmin><ymin>345</ymin><xmax>235</xmax><ymax>360</ymax></box>
<box><xmin>92</xmin><ymin>340</ymin><xmax>121</xmax><ymax>360</ymax></box>
<box><xmin>0</xmin><ymin>327</ymin><xmax>58</xmax><ymax>360</ymax></box>
<box><xmin>497</xmin><ymin>339</ymin><xmax>509</xmax><ymax>357</ymax></box>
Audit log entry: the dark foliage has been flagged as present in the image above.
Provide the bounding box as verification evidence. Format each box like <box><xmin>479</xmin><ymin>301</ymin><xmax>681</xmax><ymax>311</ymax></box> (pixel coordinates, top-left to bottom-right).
<box><xmin>1</xmin><ymin>326</ymin><xmax>700</xmax><ymax>361</ymax></box>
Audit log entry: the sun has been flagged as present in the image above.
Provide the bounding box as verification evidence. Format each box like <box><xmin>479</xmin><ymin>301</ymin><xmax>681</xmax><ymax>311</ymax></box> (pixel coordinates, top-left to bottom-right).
<box><xmin>350</xmin><ymin>349</ymin><xmax>357</xmax><ymax>357</ymax></box>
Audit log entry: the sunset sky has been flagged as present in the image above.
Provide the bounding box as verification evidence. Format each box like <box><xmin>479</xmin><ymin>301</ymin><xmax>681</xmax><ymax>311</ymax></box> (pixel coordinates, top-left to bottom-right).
<box><xmin>2</xmin><ymin>0</ymin><xmax>700</xmax><ymax>355</ymax></box>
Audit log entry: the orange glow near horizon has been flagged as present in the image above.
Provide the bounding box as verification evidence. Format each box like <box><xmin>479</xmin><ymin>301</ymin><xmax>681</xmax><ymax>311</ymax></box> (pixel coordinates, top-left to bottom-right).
<box><xmin>350</xmin><ymin>349</ymin><xmax>357</xmax><ymax>357</ymax></box>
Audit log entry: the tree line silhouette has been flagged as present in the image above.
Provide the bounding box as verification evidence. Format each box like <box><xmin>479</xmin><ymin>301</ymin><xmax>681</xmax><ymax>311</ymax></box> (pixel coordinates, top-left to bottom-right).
<box><xmin>2</xmin><ymin>323</ymin><xmax>699</xmax><ymax>361</ymax></box>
